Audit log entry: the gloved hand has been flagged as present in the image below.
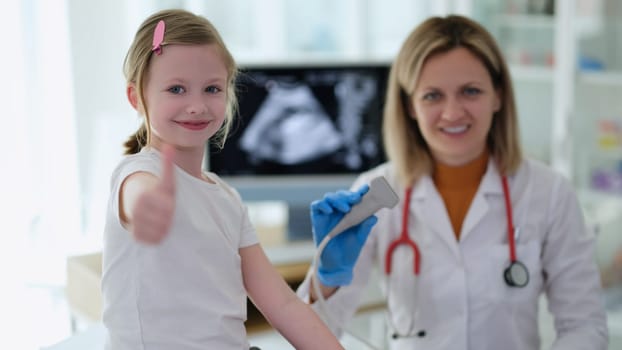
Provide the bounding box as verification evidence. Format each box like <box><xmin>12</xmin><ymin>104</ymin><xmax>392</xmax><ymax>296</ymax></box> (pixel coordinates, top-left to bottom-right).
<box><xmin>311</xmin><ymin>184</ymin><xmax>378</xmax><ymax>287</ymax></box>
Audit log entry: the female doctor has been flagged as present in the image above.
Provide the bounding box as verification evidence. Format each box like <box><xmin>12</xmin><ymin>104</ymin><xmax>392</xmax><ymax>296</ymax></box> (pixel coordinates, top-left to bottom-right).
<box><xmin>297</xmin><ymin>15</ymin><xmax>608</xmax><ymax>349</ymax></box>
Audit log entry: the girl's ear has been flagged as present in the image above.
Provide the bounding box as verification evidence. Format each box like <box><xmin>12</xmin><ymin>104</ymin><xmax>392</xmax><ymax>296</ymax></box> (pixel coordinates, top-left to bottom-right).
<box><xmin>127</xmin><ymin>83</ymin><xmax>140</xmax><ymax>111</ymax></box>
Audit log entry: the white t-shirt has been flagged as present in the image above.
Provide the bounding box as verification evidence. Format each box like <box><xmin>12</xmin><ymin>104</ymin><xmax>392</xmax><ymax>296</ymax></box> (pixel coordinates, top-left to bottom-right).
<box><xmin>102</xmin><ymin>148</ymin><xmax>259</xmax><ymax>350</ymax></box>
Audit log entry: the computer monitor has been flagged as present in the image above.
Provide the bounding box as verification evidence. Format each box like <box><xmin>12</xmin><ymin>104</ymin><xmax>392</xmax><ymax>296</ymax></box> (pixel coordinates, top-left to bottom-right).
<box><xmin>206</xmin><ymin>62</ymin><xmax>390</xmax><ymax>240</ymax></box>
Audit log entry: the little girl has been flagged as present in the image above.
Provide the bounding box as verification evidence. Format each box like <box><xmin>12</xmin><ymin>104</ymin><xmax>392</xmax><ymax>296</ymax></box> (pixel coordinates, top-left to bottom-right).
<box><xmin>101</xmin><ymin>9</ymin><xmax>343</xmax><ymax>350</ymax></box>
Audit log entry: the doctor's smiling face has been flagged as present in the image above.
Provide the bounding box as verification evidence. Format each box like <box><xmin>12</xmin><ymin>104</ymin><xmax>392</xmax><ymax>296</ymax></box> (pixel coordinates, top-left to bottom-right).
<box><xmin>410</xmin><ymin>47</ymin><xmax>501</xmax><ymax>166</ymax></box>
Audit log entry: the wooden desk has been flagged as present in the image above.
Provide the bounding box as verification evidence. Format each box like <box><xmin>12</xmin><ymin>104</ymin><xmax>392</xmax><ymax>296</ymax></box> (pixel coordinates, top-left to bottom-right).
<box><xmin>275</xmin><ymin>261</ymin><xmax>311</xmax><ymax>284</ymax></box>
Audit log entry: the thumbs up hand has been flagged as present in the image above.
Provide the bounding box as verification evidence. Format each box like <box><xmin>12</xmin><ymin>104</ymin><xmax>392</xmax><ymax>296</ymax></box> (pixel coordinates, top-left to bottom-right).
<box><xmin>131</xmin><ymin>144</ymin><xmax>176</xmax><ymax>244</ymax></box>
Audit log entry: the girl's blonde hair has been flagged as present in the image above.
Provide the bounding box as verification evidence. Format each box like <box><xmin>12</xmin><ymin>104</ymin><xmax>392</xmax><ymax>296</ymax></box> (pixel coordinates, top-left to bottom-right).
<box><xmin>123</xmin><ymin>9</ymin><xmax>238</xmax><ymax>155</ymax></box>
<box><xmin>383</xmin><ymin>15</ymin><xmax>522</xmax><ymax>187</ymax></box>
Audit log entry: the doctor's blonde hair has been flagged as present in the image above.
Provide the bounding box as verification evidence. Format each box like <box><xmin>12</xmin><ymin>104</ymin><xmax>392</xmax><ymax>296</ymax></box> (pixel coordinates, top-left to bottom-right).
<box><xmin>383</xmin><ymin>15</ymin><xmax>522</xmax><ymax>187</ymax></box>
<box><xmin>123</xmin><ymin>9</ymin><xmax>238</xmax><ymax>155</ymax></box>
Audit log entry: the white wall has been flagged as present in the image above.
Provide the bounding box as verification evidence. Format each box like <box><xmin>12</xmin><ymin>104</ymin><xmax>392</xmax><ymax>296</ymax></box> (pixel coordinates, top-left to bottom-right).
<box><xmin>67</xmin><ymin>0</ymin><xmax>141</xmax><ymax>239</ymax></box>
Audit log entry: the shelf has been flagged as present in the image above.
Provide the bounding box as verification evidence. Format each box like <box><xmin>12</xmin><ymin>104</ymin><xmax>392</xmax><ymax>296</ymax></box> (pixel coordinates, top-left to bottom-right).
<box><xmin>494</xmin><ymin>14</ymin><xmax>555</xmax><ymax>30</ymax></box>
<box><xmin>509</xmin><ymin>64</ymin><xmax>553</xmax><ymax>82</ymax></box>
<box><xmin>579</xmin><ymin>71</ymin><xmax>622</xmax><ymax>87</ymax></box>
<box><xmin>588</xmin><ymin>150</ymin><xmax>622</xmax><ymax>160</ymax></box>
<box><xmin>579</xmin><ymin>188</ymin><xmax>622</xmax><ymax>204</ymax></box>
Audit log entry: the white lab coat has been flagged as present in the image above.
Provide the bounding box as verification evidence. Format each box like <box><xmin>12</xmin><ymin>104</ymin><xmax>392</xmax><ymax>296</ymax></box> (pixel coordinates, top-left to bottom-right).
<box><xmin>298</xmin><ymin>158</ymin><xmax>608</xmax><ymax>350</ymax></box>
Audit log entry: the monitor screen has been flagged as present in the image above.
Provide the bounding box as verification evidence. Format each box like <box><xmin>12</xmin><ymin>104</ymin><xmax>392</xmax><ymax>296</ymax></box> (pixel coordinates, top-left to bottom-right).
<box><xmin>207</xmin><ymin>62</ymin><xmax>390</xmax><ymax>177</ymax></box>
<box><xmin>205</xmin><ymin>62</ymin><xmax>391</xmax><ymax>241</ymax></box>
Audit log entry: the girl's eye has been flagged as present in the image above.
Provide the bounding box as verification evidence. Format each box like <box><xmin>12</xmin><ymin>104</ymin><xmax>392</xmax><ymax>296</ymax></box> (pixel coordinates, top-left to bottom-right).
<box><xmin>205</xmin><ymin>85</ymin><xmax>222</xmax><ymax>94</ymax></box>
<box><xmin>168</xmin><ymin>85</ymin><xmax>185</xmax><ymax>94</ymax></box>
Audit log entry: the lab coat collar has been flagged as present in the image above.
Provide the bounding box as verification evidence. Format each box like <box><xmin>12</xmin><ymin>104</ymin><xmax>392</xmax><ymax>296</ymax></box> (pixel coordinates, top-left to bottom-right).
<box><xmin>411</xmin><ymin>159</ymin><xmax>505</xmax><ymax>254</ymax></box>
<box><xmin>475</xmin><ymin>158</ymin><xmax>505</xmax><ymax>195</ymax></box>
<box><xmin>412</xmin><ymin>175</ymin><xmax>459</xmax><ymax>256</ymax></box>
<box><xmin>460</xmin><ymin>159</ymin><xmax>504</xmax><ymax>241</ymax></box>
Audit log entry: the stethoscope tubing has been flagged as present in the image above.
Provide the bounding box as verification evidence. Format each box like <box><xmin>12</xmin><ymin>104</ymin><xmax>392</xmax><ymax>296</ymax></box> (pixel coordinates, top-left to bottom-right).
<box><xmin>385</xmin><ymin>174</ymin><xmax>526</xmax><ymax>338</ymax></box>
<box><xmin>385</xmin><ymin>175</ymin><xmax>519</xmax><ymax>276</ymax></box>
<box><xmin>501</xmin><ymin>175</ymin><xmax>517</xmax><ymax>262</ymax></box>
<box><xmin>384</xmin><ymin>185</ymin><xmax>420</xmax><ymax>275</ymax></box>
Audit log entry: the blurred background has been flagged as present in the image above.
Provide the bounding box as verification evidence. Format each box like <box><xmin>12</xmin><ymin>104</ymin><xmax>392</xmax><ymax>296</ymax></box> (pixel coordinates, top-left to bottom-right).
<box><xmin>1</xmin><ymin>0</ymin><xmax>621</xmax><ymax>349</ymax></box>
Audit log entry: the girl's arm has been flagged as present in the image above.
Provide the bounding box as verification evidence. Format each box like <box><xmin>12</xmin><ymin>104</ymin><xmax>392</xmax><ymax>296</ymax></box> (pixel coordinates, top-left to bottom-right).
<box><xmin>119</xmin><ymin>146</ymin><xmax>176</xmax><ymax>244</ymax></box>
<box><xmin>240</xmin><ymin>244</ymin><xmax>344</xmax><ymax>350</ymax></box>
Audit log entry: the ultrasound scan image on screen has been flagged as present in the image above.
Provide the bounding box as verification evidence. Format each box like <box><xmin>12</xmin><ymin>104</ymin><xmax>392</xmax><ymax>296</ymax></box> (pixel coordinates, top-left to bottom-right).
<box><xmin>208</xmin><ymin>64</ymin><xmax>390</xmax><ymax>176</ymax></box>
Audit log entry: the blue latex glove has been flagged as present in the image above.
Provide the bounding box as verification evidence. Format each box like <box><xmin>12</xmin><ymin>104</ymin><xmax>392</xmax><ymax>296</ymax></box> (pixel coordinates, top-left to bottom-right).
<box><xmin>311</xmin><ymin>184</ymin><xmax>378</xmax><ymax>287</ymax></box>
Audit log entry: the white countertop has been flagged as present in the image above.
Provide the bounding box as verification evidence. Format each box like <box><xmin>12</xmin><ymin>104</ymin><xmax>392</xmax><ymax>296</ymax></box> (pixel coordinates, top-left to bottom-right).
<box><xmin>263</xmin><ymin>240</ymin><xmax>315</xmax><ymax>266</ymax></box>
<box><xmin>45</xmin><ymin>297</ymin><xmax>622</xmax><ymax>350</ymax></box>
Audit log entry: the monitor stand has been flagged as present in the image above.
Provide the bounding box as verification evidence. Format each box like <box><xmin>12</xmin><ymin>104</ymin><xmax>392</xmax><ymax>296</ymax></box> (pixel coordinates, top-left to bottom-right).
<box><xmin>286</xmin><ymin>204</ymin><xmax>313</xmax><ymax>242</ymax></box>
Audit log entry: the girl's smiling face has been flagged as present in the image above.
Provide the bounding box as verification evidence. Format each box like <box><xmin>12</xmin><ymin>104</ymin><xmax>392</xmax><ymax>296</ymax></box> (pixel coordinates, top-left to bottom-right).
<box><xmin>410</xmin><ymin>47</ymin><xmax>501</xmax><ymax>166</ymax></box>
<box><xmin>135</xmin><ymin>43</ymin><xmax>229</xmax><ymax>151</ymax></box>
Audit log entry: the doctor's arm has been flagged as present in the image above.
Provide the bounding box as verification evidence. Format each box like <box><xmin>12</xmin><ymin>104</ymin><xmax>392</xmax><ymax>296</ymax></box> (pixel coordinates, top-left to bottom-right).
<box><xmin>542</xmin><ymin>179</ymin><xmax>608</xmax><ymax>349</ymax></box>
<box><xmin>296</xmin><ymin>185</ymin><xmax>379</xmax><ymax>336</ymax></box>
<box><xmin>241</xmin><ymin>244</ymin><xmax>344</xmax><ymax>350</ymax></box>
<box><xmin>296</xmin><ymin>233</ymin><xmax>378</xmax><ymax>337</ymax></box>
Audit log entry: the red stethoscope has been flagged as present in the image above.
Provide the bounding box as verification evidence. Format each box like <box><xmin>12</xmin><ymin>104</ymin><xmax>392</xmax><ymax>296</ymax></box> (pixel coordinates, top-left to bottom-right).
<box><xmin>384</xmin><ymin>175</ymin><xmax>529</xmax><ymax>339</ymax></box>
<box><xmin>384</xmin><ymin>175</ymin><xmax>528</xmax><ymax>285</ymax></box>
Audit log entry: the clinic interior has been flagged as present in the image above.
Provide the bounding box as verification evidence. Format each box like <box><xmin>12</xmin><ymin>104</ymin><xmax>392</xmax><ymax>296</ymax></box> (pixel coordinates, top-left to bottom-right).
<box><xmin>8</xmin><ymin>1</ymin><xmax>622</xmax><ymax>349</ymax></box>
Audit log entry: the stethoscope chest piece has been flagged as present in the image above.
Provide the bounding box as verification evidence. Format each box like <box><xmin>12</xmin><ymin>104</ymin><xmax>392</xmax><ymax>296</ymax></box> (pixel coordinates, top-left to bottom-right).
<box><xmin>504</xmin><ymin>260</ymin><xmax>529</xmax><ymax>287</ymax></box>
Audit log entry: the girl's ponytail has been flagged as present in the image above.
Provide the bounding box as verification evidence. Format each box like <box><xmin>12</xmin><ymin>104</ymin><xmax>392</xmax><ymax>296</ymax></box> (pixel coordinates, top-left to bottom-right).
<box><xmin>123</xmin><ymin>123</ymin><xmax>148</xmax><ymax>155</ymax></box>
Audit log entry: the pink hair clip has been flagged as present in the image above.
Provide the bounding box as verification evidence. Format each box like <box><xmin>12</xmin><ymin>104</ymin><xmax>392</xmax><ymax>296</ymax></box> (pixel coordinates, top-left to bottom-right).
<box><xmin>152</xmin><ymin>20</ymin><xmax>165</xmax><ymax>55</ymax></box>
